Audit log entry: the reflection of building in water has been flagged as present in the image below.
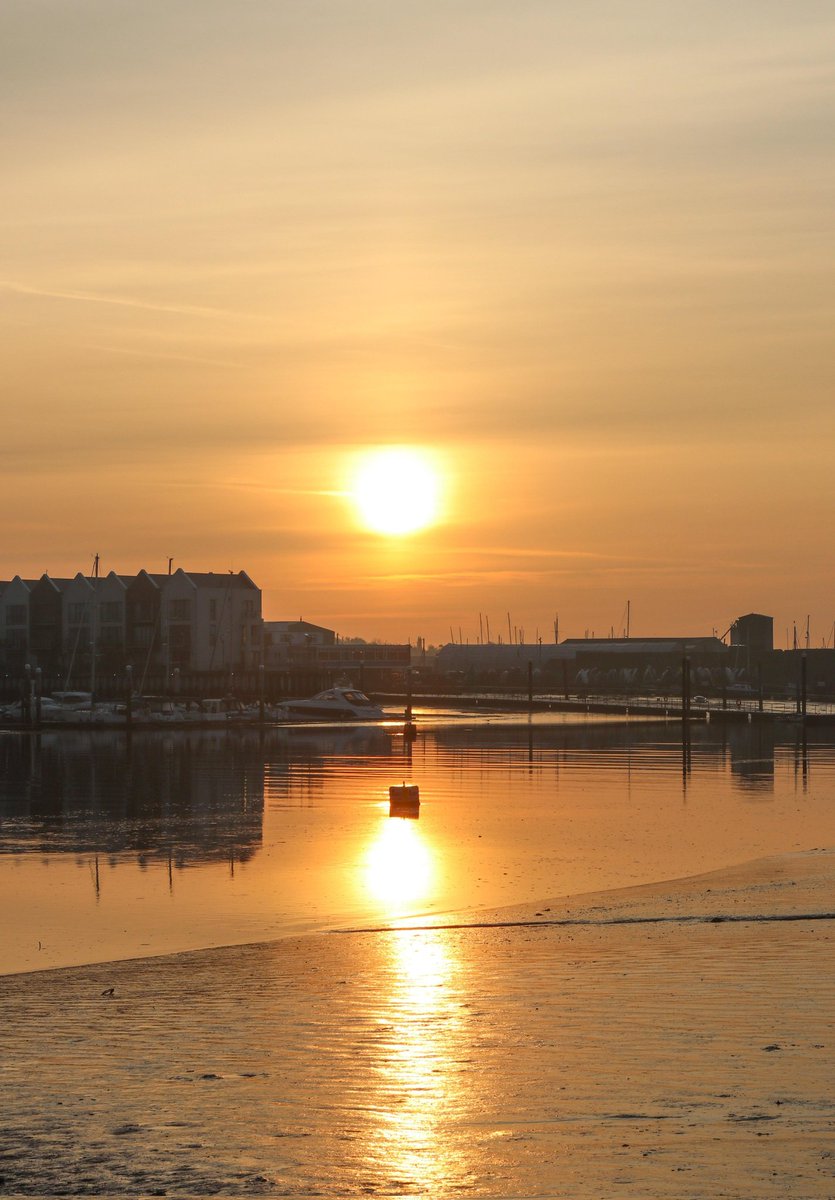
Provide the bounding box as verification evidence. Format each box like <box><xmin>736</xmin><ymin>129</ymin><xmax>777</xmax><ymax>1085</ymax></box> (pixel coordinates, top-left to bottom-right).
<box><xmin>0</xmin><ymin>725</ymin><xmax>399</xmax><ymax>869</ymax></box>
<box><xmin>725</xmin><ymin>724</ymin><xmax>775</xmax><ymax>792</ymax></box>
<box><xmin>0</xmin><ymin>731</ymin><xmax>264</xmax><ymax>866</ymax></box>
<box><xmin>265</xmin><ymin>724</ymin><xmax>395</xmax><ymax>807</ymax></box>
<box><xmin>426</xmin><ymin>719</ymin><xmax>793</xmax><ymax>796</ymax></box>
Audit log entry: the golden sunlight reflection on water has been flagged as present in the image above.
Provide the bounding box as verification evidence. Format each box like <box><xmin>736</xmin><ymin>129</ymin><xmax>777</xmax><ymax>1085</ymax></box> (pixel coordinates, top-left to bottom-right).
<box><xmin>6</xmin><ymin>723</ymin><xmax>835</xmax><ymax>975</ymax></box>
<box><xmin>366</xmin><ymin>928</ymin><xmax>465</xmax><ymax>1193</ymax></box>
<box><xmin>362</xmin><ymin>811</ymin><xmax>434</xmax><ymax>911</ymax></box>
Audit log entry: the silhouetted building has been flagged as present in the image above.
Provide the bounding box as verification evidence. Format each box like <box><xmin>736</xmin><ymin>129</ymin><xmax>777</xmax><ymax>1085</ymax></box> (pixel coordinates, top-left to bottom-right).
<box><xmin>264</xmin><ymin>620</ymin><xmax>335</xmax><ymax>666</ymax></box>
<box><xmin>731</xmin><ymin>613</ymin><xmax>773</xmax><ymax>652</ymax></box>
<box><xmin>126</xmin><ymin>569</ymin><xmax>262</xmax><ymax>673</ymax></box>
<box><xmin>1</xmin><ymin>566</ymin><xmax>263</xmax><ymax>678</ymax></box>
<box><xmin>0</xmin><ymin>577</ymin><xmax>32</xmax><ymax>670</ymax></box>
<box><xmin>437</xmin><ymin>634</ymin><xmax>739</xmax><ymax>692</ymax></box>
<box><xmin>29</xmin><ymin>575</ymin><xmax>72</xmax><ymax>668</ymax></box>
<box><xmin>264</xmin><ymin>620</ymin><xmax>410</xmax><ymax>684</ymax></box>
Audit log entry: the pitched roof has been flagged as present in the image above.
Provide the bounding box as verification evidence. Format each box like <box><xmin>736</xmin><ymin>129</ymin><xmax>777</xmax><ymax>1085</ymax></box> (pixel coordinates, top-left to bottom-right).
<box><xmin>185</xmin><ymin>571</ymin><xmax>257</xmax><ymax>589</ymax></box>
<box><xmin>138</xmin><ymin>570</ymin><xmax>258</xmax><ymax>590</ymax></box>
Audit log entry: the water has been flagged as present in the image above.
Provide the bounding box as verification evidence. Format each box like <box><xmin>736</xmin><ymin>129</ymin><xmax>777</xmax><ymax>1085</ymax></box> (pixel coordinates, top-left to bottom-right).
<box><xmin>1</xmin><ymin>712</ymin><xmax>834</xmax><ymax>975</ymax></box>
<box><xmin>2</xmin><ymin>713</ymin><xmax>835</xmax><ymax>1198</ymax></box>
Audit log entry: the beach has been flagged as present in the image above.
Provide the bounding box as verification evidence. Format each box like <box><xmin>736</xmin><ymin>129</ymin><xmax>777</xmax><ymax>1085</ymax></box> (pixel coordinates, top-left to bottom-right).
<box><xmin>2</xmin><ymin>851</ymin><xmax>834</xmax><ymax>1198</ymax></box>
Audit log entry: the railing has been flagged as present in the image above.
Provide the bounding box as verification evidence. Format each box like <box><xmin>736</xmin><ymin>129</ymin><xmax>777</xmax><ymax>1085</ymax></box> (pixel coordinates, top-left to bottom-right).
<box><xmin>380</xmin><ymin>687</ymin><xmax>835</xmax><ymax>720</ymax></box>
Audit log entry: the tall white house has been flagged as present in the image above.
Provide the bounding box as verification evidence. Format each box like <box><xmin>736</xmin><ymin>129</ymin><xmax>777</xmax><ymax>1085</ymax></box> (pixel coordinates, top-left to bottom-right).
<box><xmin>0</xmin><ymin>567</ymin><xmax>263</xmax><ymax>676</ymax></box>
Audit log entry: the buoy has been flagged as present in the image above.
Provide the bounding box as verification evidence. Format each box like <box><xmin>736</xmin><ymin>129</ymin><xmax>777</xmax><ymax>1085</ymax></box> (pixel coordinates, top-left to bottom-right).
<box><xmin>389</xmin><ymin>783</ymin><xmax>420</xmax><ymax>819</ymax></box>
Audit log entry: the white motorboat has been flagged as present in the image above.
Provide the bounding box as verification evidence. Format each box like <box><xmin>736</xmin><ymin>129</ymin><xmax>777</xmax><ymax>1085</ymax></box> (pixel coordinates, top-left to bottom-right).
<box><xmin>281</xmin><ymin>686</ymin><xmax>386</xmax><ymax>722</ymax></box>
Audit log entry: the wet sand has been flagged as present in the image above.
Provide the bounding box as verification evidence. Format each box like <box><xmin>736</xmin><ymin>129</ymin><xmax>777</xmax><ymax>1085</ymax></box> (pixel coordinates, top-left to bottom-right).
<box><xmin>1</xmin><ymin>853</ymin><xmax>834</xmax><ymax>1198</ymax></box>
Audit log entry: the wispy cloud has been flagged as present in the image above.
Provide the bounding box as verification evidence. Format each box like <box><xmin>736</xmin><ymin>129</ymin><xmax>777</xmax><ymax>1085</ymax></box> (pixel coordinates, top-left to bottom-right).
<box><xmin>83</xmin><ymin>343</ymin><xmax>243</xmax><ymax>370</ymax></box>
<box><xmin>174</xmin><ymin>479</ymin><xmax>350</xmax><ymax>498</ymax></box>
<box><xmin>0</xmin><ymin>280</ymin><xmax>247</xmax><ymax>321</ymax></box>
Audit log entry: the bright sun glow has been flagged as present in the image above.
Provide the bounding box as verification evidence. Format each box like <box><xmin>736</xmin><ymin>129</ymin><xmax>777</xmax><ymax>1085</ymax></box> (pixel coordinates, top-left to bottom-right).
<box><xmin>363</xmin><ymin>818</ymin><xmax>434</xmax><ymax>909</ymax></box>
<box><xmin>352</xmin><ymin>447</ymin><xmax>441</xmax><ymax>536</ymax></box>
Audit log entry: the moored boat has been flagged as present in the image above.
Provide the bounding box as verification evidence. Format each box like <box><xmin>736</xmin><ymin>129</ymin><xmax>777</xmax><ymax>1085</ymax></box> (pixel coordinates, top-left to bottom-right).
<box><xmin>281</xmin><ymin>686</ymin><xmax>386</xmax><ymax>722</ymax></box>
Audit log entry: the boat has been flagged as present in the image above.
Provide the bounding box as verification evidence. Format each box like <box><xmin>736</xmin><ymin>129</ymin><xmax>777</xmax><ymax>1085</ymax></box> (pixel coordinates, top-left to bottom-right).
<box><xmin>281</xmin><ymin>686</ymin><xmax>386</xmax><ymax>722</ymax></box>
<box><xmin>0</xmin><ymin>693</ymin><xmax>124</xmax><ymax>726</ymax></box>
<box><xmin>196</xmin><ymin>697</ymin><xmax>258</xmax><ymax>723</ymax></box>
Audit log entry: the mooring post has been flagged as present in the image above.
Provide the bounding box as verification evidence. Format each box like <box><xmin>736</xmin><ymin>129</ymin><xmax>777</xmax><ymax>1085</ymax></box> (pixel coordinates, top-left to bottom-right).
<box><xmin>23</xmin><ymin>664</ymin><xmax>31</xmax><ymax>726</ymax></box>
<box><xmin>259</xmin><ymin>663</ymin><xmax>265</xmax><ymax>724</ymax></box>
<box><xmin>528</xmin><ymin>660</ymin><xmax>533</xmax><ymax>710</ymax></box>
<box><xmin>404</xmin><ymin>665</ymin><xmax>416</xmax><ymax>739</ymax></box>
<box><xmin>126</xmin><ymin>664</ymin><xmax>133</xmax><ymax>730</ymax></box>
<box><xmin>801</xmin><ymin>652</ymin><xmax>807</xmax><ymax>719</ymax></box>
<box><xmin>681</xmin><ymin>655</ymin><xmax>691</xmax><ymax>723</ymax></box>
<box><xmin>34</xmin><ymin>667</ymin><xmax>42</xmax><ymax>727</ymax></box>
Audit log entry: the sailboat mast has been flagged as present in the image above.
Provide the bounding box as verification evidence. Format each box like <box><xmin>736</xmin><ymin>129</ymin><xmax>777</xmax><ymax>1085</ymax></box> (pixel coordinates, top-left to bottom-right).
<box><xmin>90</xmin><ymin>552</ymin><xmax>99</xmax><ymax>708</ymax></box>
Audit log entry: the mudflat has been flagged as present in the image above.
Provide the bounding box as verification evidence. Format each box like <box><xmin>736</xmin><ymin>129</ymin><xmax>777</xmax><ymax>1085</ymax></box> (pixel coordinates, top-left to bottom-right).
<box><xmin>1</xmin><ymin>852</ymin><xmax>833</xmax><ymax>1198</ymax></box>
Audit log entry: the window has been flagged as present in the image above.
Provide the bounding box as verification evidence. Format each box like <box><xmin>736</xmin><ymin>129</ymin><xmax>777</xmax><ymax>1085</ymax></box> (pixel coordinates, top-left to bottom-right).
<box><xmin>6</xmin><ymin>604</ymin><xmax>26</xmax><ymax>626</ymax></box>
<box><xmin>209</xmin><ymin>599</ymin><xmax>218</xmax><ymax>620</ymax></box>
<box><xmin>68</xmin><ymin>603</ymin><xmax>90</xmax><ymax>626</ymax></box>
<box><xmin>100</xmin><ymin>601</ymin><xmax>121</xmax><ymax>624</ymax></box>
<box><xmin>131</xmin><ymin>600</ymin><xmax>155</xmax><ymax>622</ymax></box>
<box><xmin>169</xmin><ymin>599</ymin><xmax>191</xmax><ymax>622</ymax></box>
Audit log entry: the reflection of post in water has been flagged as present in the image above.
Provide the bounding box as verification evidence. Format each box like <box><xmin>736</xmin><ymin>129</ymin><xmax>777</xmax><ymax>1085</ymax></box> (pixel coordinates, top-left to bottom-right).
<box><xmin>528</xmin><ymin>718</ymin><xmax>534</xmax><ymax>770</ymax></box>
<box><xmin>90</xmin><ymin>853</ymin><xmax>100</xmax><ymax>902</ymax></box>
<box><xmin>682</xmin><ymin>731</ymin><xmax>692</xmax><ymax>790</ymax></box>
<box><xmin>402</xmin><ymin>729</ymin><xmax>413</xmax><ymax>772</ymax></box>
<box><xmin>29</xmin><ymin>731</ymin><xmax>40</xmax><ymax>782</ymax></box>
<box><xmin>802</xmin><ymin>727</ymin><xmax>808</xmax><ymax>791</ymax></box>
<box><xmin>794</xmin><ymin>727</ymin><xmax>809</xmax><ymax>793</ymax></box>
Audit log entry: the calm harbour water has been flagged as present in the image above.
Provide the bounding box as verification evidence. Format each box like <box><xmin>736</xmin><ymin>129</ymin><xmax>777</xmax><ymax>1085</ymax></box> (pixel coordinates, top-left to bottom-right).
<box><xmin>2</xmin><ymin>712</ymin><xmax>834</xmax><ymax>975</ymax></box>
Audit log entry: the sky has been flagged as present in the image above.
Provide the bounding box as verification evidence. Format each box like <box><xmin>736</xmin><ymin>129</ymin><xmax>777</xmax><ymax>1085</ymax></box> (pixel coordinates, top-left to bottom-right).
<box><xmin>2</xmin><ymin>1</ymin><xmax>834</xmax><ymax>646</ymax></box>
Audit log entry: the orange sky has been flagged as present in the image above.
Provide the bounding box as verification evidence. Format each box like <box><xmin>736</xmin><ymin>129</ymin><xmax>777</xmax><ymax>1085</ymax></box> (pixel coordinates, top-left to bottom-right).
<box><xmin>2</xmin><ymin>2</ymin><xmax>834</xmax><ymax>646</ymax></box>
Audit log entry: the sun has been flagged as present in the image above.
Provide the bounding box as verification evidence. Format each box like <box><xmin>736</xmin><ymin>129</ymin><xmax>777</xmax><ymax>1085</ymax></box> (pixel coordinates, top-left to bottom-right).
<box><xmin>352</xmin><ymin>447</ymin><xmax>441</xmax><ymax>536</ymax></box>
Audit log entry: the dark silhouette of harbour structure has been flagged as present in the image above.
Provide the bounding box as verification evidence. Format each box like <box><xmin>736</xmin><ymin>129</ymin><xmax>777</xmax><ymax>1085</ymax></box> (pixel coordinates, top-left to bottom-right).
<box><xmin>0</xmin><ymin>567</ymin><xmax>410</xmax><ymax>704</ymax></box>
<box><xmin>425</xmin><ymin>612</ymin><xmax>835</xmax><ymax>712</ymax></box>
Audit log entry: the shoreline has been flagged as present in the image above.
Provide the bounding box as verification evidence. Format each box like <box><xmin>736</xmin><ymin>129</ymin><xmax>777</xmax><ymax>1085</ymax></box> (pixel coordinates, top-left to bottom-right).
<box><xmin>1</xmin><ymin>849</ymin><xmax>834</xmax><ymax>1197</ymax></box>
<box><xmin>4</xmin><ymin>846</ymin><xmax>832</xmax><ymax>983</ymax></box>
